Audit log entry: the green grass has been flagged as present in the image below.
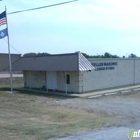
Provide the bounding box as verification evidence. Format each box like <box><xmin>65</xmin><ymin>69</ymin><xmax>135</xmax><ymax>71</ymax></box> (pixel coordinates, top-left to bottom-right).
<box><xmin>0</xmin><ymin>77</ymin><xmax>24</xmax><ymax>88</ymax></box>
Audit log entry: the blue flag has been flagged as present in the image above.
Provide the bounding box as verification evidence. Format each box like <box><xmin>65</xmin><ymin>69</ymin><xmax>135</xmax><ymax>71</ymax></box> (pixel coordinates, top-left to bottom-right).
<box><xmin>0</xmin><ymin>11</ymin><xmax>6</xmax><ymax>20</ymax></box>
<box><xmin>0</xmin><ymin>28</ymin><xmax>8</xmax><ymax>39</ymax></box>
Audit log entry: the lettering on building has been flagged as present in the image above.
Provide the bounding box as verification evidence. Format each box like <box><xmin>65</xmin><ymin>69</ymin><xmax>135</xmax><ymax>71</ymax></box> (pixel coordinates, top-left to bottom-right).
<box><xmin>91</xmin><ymin>62</ymin><xmax>118</xmax><ymax>71</ymax></box>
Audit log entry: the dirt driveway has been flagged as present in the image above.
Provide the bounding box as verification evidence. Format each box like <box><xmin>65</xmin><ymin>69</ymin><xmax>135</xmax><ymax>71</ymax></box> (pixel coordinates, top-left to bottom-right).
<box><xmin>55</xmin><ymin>91</ymin><xmax>140</xmax><ymax>126</ymax></box>
<box><xmin>48</xmin><ymin>90</ymin><xmax>140</xmax><ymax>140</ymax></box>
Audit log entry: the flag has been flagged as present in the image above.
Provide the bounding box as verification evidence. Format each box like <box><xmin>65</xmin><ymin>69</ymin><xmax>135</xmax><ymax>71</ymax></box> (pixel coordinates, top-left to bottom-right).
<box><xmin>0</xmin><ymin>28</ymin><xmax>8</xmax><ymax>39</ymax></box>
<box><xmin>0</xmin><ymin>18</ymin><xmax>6</xmax><ymax>26</ymax></box>
<box><xmin>0</xmin><ymin>11</ymin><xmax>6</xmax><ymax>26</ymax></box>
<box><xmin>0</xmin><ymin>11</ymin><xmax>6</xmax><ymax>19</ymax></box>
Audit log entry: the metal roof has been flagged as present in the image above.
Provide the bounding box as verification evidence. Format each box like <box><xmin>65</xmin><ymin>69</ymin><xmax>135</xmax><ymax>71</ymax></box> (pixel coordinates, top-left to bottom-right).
<box><xmin>8</xmin><ymin>53</ymin><xmax>94</xmax><ymax>71</ymax></box>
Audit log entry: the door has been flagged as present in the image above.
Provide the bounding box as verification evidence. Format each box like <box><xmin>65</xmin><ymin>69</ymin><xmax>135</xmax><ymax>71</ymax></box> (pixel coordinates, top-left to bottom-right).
<box><xmin>47</xmin><ymin>71</ymin><xmax>57</xmax><ymax>90</ymax></box>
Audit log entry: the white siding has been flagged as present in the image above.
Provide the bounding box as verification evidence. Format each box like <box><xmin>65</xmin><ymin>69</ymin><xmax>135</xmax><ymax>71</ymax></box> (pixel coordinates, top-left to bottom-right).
<box><xmin>57</xmin><ymin>71</ymin><xmax>79</xmax><ymax>93</ymax></box>
<box><xmin>24</xmin><ymin>71</ymin><xmax>46</xmax><ymax>89</ymax></box>
<box><xmin>82</xmin><ymin>59</ymin><xmax>140</xmax><ymax>92</ymax></box>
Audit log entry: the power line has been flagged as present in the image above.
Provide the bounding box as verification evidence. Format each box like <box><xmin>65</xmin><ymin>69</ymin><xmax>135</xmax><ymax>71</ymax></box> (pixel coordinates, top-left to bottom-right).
<box><xmin>8</xmin><ymin>0</ymin><xmax>78</xmax><ymax>15</ymax></box>
<box><xmin>3</xmin><ymin>38</ymin><xmax>21</xmax><ymax>54</ymax></box>
<box><xmin>2</xmin><ymin>0</ymin><xmax>78</xmax><ymax>54</ymax></box>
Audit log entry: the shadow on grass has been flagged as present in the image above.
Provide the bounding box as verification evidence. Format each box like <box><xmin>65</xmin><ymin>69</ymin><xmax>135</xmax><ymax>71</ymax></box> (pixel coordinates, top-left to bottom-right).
<box><xmin>0</xmin><ymin>87</ymin><xmax>77</xmax><ymax>99</ymax></box>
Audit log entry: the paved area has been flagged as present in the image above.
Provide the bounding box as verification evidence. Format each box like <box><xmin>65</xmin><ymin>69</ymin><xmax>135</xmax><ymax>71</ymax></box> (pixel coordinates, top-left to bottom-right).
<box><xmin>72</xmin><ymin>85</ymin><xmax>140</xmax><ymax>98</ymax></box>
<box><xmin>0</xmin><ymin>74</ymin><xmax>23</xmax><ymax>78</ymax></box>
<box><xmin>49</xmin><ymin>121</ymin><xmax>140</xmax><ymax>140</ymax></box>
<box><xmin>48</xmin><ymin>127</ymin><xmax>130</xmax><ymax>140</ymax></box>
<box><xmin>48</xmin><ymin>125</ymin><xmax>138</xmax><ymax>140</ymax></box>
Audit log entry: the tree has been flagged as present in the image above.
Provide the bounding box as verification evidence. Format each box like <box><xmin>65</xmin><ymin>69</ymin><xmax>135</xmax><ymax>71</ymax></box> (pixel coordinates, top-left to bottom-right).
<box><xmin>23</xmin><ymin>52</ymin><xmax>37</xmax><ymax>57</ymax></box>
<box><xmin>23</xmin><ymin>52</ymin><xmax>50</xmax><ymax>57</ymax></box>
<box><xmin>82</xmin><ymin>52</ymin><xmax>119</xmax><ymax>58</ymax></box>
<box><xmin>82</xmin><ymin>53</ymin><xmax>92</xmax><ymax>58</ymax></box>
<box><xmin>37</xmin><ymin>52</ymin><xmax>50</xmax><ymax>56</ymax></box>
<box><xmin>104</xmin><ymin>52</ymin><xmax>111</xmax><ymax>58</ymax></box>
<box><xmin>128</xmin><ymin>53</ymin><xmax>137</xmax><ymax>58</ymax></box>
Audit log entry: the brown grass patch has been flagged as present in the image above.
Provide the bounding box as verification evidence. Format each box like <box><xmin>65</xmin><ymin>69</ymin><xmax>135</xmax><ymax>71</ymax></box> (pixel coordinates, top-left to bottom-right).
<box><xmin>0</xmin><ymin>90</ymin><xmax>112</xmax><ymax>140</ymax></box>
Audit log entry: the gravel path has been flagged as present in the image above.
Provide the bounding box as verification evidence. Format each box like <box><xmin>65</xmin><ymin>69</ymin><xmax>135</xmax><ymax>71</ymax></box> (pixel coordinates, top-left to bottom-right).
<box><xmin>56</xmin><ymin>92</ymin><xmax>140</xmax><ymax>118</ymax></box>
<box><xmin>48</xmin><ymin>91</ymin><xmax>140</xmax><ymax>140</ymax></box>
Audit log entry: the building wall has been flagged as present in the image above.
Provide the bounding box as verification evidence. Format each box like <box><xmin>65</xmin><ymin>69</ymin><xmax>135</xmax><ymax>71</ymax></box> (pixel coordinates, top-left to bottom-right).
<box><xmin>134</xmin><ymin>59</ymin><xmax>140</xmax><ymax>84</ymax></box>
<box><xmin>0</xmin><ymin>53</ymin><xmax>21</xmax><ymax>72</ymax></box>
<box><xmin>24</xmin><ymin>71</ymin><xmax>80</xmax><ymax>93</ymax></box>
<box><xmin>57</xmin><ymin>71</ymin><xmax>80</xmax><ymax>93</ymax></box>
<box><xmin>82</xmin><ymin>58</ymin><xmax>140</xmax><ymax>92</ymax></box>
<box><xmin>24</xmin><ymin>71</ymin><xmax>46</xmax><ymax>89</ymax></box>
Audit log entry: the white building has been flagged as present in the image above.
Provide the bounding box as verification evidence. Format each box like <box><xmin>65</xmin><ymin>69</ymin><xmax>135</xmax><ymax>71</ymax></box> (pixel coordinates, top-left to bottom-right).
<box><xmin>10</xmin><ymin>52</ymin><xmax>140</xmax><ymax>93</ymax></box>
<box><xmin>11</xmin><ymin>53</ymin><xmax>94</xmax><ymax>93</ymax></box>
<box><xmin>85</xmin><ymin>58</ymin><xmax>140</xmax><ymax>92</ymax></box>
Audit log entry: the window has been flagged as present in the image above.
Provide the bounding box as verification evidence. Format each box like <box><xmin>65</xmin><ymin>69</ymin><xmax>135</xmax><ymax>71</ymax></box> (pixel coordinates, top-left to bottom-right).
<box><xmin>66</xmin><ymin>74</ymin><xmax>70</xmax><ymax>84</ymax></box>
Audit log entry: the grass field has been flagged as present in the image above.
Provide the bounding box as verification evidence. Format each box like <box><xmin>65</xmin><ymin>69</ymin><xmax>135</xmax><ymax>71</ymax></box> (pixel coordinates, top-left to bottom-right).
<box><xmin>0</xmin><ymin>77</ymin><xmax>114</xmax><ymax>140</ymax></box>
<box><xmin>0</xmin><ymin>91</ymin><xmax>112</xmax><ymax>140</ymax></box>
<box><xmin>0</xmin><ymin>77</ymin><xmax>24</xmax><ymax>88</ymax></box>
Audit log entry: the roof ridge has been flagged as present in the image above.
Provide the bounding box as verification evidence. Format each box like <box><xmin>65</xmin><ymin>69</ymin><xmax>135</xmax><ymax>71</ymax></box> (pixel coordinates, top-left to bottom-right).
<box><xmin>79</xmin><ymin>53</ymin><xmax>95</xmax><ymax>71</ymax></box>
<box><xmin>77</xmin><ymin>52</ymin><xmax>80</xmax><ymax>70</ymax></box>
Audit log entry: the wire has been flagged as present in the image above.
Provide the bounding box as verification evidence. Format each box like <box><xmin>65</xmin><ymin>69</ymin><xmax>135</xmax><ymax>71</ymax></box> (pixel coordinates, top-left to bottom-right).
<box><xmin>8</xmin><ymin>0</ymin><xmax>78</xmax><ymax>15</ymax></box>
<box><xmin>3</xmin><ymin>0</ymin><xmax>78</xmax><ymax>54</ymax></box>
<box><xmin>3</xmin><ymin>38</ymin><xmax>21</xmax><ymax>54</ymax></box>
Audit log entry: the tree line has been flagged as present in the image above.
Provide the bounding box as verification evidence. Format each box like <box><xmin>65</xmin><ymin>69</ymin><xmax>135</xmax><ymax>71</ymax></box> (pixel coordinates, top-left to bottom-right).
<box><xmin>23</xmin><ymin>52</ymin><xmax>138</xmax><ymax>58</ymax></box>
<box><xmin>23</xmin><ymin>52</ymin><xmax>50</xmax><ymax>57</ymax></box>
<box><xmin>82</xmin><ymin>52</ymin><xmax>137</xmax><ymax>58</ymax></box>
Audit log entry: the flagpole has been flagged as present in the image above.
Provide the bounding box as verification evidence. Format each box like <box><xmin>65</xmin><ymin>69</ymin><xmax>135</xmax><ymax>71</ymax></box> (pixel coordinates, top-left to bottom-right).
<box><xmin>5</xmin><ymin>6</ymin><xmax>13</xmax><ymax>92</ymax></box>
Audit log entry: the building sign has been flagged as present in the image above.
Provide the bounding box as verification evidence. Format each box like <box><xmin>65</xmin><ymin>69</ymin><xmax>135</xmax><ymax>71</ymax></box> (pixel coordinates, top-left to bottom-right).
<box><xmin>91</xmin><ymin>62</ymin><xmax>118</xmax><ymax>71</ymax></box>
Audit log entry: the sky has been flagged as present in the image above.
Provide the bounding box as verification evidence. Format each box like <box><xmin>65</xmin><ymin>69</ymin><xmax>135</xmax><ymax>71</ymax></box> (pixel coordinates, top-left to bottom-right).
<box><xmin>0</xmin><ymin>0</ymin><xmax>140</xmax><ymax>57</ymax></box>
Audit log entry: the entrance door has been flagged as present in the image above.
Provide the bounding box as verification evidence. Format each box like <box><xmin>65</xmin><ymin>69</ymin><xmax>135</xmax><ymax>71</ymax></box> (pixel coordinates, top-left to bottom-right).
<box><xmin>47</xmin><ymin>71</ymin><xmax>57</xmax><ymax>90</ymax></box>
